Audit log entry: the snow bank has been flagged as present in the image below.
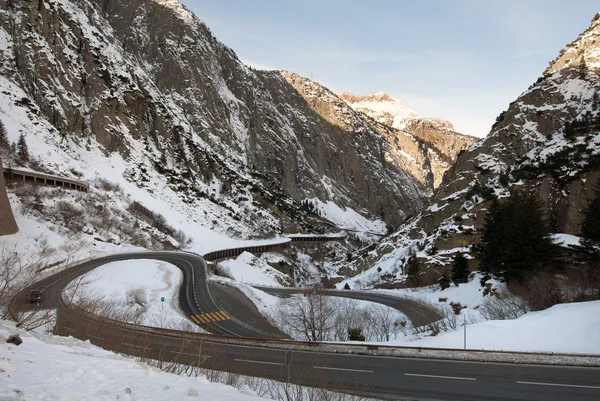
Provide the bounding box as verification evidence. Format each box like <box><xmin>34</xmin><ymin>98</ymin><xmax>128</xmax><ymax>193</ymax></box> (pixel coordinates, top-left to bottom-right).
<box><xmin>380</xmin><ymin>300</ymin><xmax>600</xmax><ymax>354</ymax></box>
<box><xmin>79</xmin><ymin>259</ymin><xmax>200</xmax><ymax>330</ymax></box>
<box><xmin>0</xmin><ymin>320</ymin><xmax>265</xmax><ymax>401</ymax></box>
<box><xmin>218</xmin><ymin>252</ymin><xmax>290</xmax><ymax>287</ymax></box>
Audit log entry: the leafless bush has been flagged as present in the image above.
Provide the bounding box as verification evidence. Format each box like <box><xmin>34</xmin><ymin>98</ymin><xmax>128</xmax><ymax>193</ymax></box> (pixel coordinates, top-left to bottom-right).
<box><xmin>508</xmin><ymin>270</ymin><xmax>562</xmax><ymax>311</ymax></box>
<box><xmin>213</xmin><ymin>264</ymin><xmax>234</xmax><ymax>280</ymax></box>
<box><xmin>559</xmin><ymin>264</ymin><xmax>600</xmax><ymax>302</ymax></box>
<box><xmin>0</xmin><ymin>244</ymin><xmax>55</xmax><ymax>330</ymax></box>
<box><xmin>173</xmin><ymin>229</ymin><xmax>193</xmax><ymax>249</ymax></box>
<box><xmin>272</xmin><ymin>288</ymin><xmax>338</xmax><ymax>342</ymax></box>
<box><xmin>13</xmin><ymin>183</ymin><xmax>44</xmax><ymax>214</ymax></box>
<box><xmin>55</xmin><ymin>200</ymin><xmax>85</xmax><ymax>231</ymax></box>
<box><xmin>479</xmin><ymin>292</ymin><xmax>529</xmax><ymax>321</ymax></box>
<box><xmin>94</xmin><ymin>177</ymin><xmax>124</xmax><ymax>194</ymax></box>
<box><xmin>272</xmin><ymin>292</ymin><xmax>408</xmax><ymax>342</ymax></box>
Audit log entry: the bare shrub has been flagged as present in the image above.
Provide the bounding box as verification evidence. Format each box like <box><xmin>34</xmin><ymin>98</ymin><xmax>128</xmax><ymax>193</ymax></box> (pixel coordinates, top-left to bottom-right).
<box><xmin>479</xmin><ymin>292</ymin><xmax>529</xmax><ymax>321</ymax></box>
<box><xmin>273</xmin><ymin>288</ymin><xmax>338</xmax><ymax>342</ymax></box>
<box><xmin>508</xmin><ymin>270</ymin><xmax>562</xmax><ymax>311</ymax></box>
<box><xmin>55</xmin><ymin>200</ymin><xmax>85</xmax><ymax>231</ymax></box>
<box><xmin>94</xmin><ymin>177</ymin><xmax>124</xmax><ymax>194</ymax></box>
<box><xmin>560</xmin><ymin>264</ymin><xmax>600</xmax><ymax>302</ymax></box>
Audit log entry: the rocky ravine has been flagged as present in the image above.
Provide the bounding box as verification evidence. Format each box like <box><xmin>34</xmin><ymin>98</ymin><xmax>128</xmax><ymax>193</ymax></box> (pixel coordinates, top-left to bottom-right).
<box><xmin>0</xmin><ymin>0</ymin><xmax>445</xmax><ymax>232</ymax></box>
<box><xmin>343</xmin><ymin>13</ymin><xmax>600</xmax><ymax>287</ymax></box>
<box><xmin>339</xmin><ymin>92</ymin><xmax>477</xmax><ymax>190</ymax></box>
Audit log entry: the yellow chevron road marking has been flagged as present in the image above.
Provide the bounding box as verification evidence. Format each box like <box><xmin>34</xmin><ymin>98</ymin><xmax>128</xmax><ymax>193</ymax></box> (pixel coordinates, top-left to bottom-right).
<box><xmin>190</xmin><ymin>311</ymin><xmax>232</xmax><ymax>324</ymax></box>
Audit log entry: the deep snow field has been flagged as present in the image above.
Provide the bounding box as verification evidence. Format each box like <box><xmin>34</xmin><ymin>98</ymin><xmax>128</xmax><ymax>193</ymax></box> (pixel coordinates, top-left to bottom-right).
<box><xmin>0</xmin><ymin>320</ymin><xmax>265</xmax><ymax>401</ymax></box>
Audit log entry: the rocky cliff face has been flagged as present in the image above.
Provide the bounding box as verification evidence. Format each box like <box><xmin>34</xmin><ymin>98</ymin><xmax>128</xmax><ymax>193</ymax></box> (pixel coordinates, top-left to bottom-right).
<box><xmin>0</xmin><ymin>0</ymin><xmax>428</xmax><ymax>232</ymax></box>
<box><xmin>341</xmin><ymin>13</ymin><xmax>600</xmax><ymax>288</ymax></box>
<box><xmin>339</xmin><ymin>92</ymin><xmax>477</xmax><ymax>189</ymax></box>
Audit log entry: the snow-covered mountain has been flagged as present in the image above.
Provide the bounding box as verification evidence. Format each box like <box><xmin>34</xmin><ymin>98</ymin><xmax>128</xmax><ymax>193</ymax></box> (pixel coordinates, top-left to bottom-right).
<box><xmin>338</xmin><ymin>92</ymin><xmax>422</xmax><ymax>130</ymax></box>
<box><xmin>0</xmin><ymin>0</ymin><xmax>429</xmax><ymax>238</ymax></box>
<box><xmin>342</xmin><ymin>13</ymin><xmax>600</xmax><ymax>288</ymax></box>
<box><xmin>339</xmin><ymin>92</ymin><xmax>477</xmax><ymax>189</ymax></box>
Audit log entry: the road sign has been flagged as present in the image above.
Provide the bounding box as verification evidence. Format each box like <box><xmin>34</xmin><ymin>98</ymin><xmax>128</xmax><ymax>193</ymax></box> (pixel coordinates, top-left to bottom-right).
<box><xmin>160</xmin><ymin>297</ymin><xmax>165</xmax><ymax>302</ymax></box>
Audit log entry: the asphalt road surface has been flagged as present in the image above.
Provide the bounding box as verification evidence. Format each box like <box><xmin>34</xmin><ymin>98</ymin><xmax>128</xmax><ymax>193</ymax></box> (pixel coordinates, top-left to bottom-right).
<box><xmin>17</xmin><ymin>252</ymin><xmax>600</xmax><ymax>401</ymax></box>
<box><xmin>253</xmin><ymin>286</ymin><xmax>443</xmax><ymax>328</ymax></box>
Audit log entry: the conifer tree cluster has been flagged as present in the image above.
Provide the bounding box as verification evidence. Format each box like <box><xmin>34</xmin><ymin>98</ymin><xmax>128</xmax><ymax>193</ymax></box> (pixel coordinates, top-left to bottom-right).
<box><xmin>475</xmin><ymin>192</ymin><xmax>556</xmax><ymax>283</ymax></box>
<box><xmin>582</xmin><ymin>181</ymin><xmax>600</xmax><ymax>244</ymax></box>
<box><xmin>0</xmin><ymin>120</ymin><xmax>8</xmax><ymax>149</ymax></box>
<box><xmin>451</xmin><ymin>254</ymin><xmax>470</xmax><ymax>284</ymax></box>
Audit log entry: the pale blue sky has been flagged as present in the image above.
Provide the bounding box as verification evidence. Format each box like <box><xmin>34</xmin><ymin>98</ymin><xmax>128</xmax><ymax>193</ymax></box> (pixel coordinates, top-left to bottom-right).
<box><xmin>181</xmin><ymin>1</ymin><xmax>599</xmax><ymax>137</ymax></box>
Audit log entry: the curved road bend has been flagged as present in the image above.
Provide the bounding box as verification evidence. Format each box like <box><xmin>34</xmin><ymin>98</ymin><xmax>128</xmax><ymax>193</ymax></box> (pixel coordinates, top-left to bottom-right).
<box><xmin>14</xmin><ymin>252</ymin><xmax>269</xmax><ymax>338</ymax></box>
<box><xmin>15</xmin><ymin>252</ymin><xmax>600</xmax><ymax>400</ymax></box>
<box><xmin>253</xmin><ymin>286</ymin><xmax>443</xmax><ymax>328</ymax></box>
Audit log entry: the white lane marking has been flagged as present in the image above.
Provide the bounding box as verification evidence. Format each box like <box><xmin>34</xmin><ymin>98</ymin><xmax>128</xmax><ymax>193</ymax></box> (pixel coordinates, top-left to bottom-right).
<box><xmin>170</xmin><ymin>351</ymin><xmax>212</xmax><ymax>358</ymax></box>
<box><xmin>405</xmin><ymin>373</ymin><xmax>476</xmax><ymax>381</ymax></box>
<box><xmin>123</xmin><ymin>343</ymin><xmax>149</xmax><ymax>349</ymax></box>
<box><xmin>517</xmin><ymin>381</ymin><xmax>600</xmax><ymax>390</ymax></box>
<box><xmin>234</xmin><ymin>358</ymin><xmax>284</xmax><ymax>366</ymax></box>
<box><xmin>314</xmin><ymin>366</ymin><xmax>373</xmax><ymax>373</ymax></box>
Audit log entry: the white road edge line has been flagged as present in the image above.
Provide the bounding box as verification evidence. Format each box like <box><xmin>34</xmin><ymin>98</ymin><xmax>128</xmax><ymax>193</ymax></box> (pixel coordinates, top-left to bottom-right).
<box><xmin>405</xmin><ymin>373</ymin><xmax>476</xmax><ymax>381</ymax></box>
<box><xmin>314</xmin><ymin>366</ymin><xmax>373</xmax><ymax>373</ymax></box>
<box><xmin>234</xmin><ymin>359</ymin><xmax>284</xmax><ymax>366</ymax></box>
<box><xmin>517</xmin><ymin>381</ymin><xmax>600</xmax><ymax>390</ymax></box>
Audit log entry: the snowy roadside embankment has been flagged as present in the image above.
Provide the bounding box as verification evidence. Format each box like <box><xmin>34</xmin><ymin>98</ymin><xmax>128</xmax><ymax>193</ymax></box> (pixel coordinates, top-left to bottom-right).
<box><xmin>71</xmin><ymin>259</ymin><xmax>204</xmax><ymax>332</ymax></box>
<box><xmin>0</xmin><ymin>321</ymin><xmax>265</xmax><ymax>401</ymax></box>
<box><xmin>217</xmin><ymin>252</ymin><xmax>291</xmax><ymax>287</ymax></box>
<box><xmin>378</xmin><ymin>300</ymin><xmax>600</xmax><ymax>354</ymax></box>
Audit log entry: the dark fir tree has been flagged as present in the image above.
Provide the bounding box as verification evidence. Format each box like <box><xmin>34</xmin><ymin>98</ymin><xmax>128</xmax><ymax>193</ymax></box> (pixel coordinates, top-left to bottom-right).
<box><xmin>406</xmin><ymin>257</ymin><xmax>421</xmax><ymax>286</ymax></box>
<box><xmin>17</xmin><ymin>133</ymin><xmax>29</xmax><ymax>161</ymax></box>
<box><xmin>475</xmin><ymin>192</ymin><xmax>556</xmax><ymax>283</ymax></box>
<box><xmin>451</xmin><ymin>254</ymin><xmax>470</xmax><ymax>284</ymax></box>
<box><xmin>582</xmin><ymin>181</ymin><xmax>600</xmax><ymax>243</ymax></box>
<box><xmin>438</xmin><ymin>272</ymin><xmax>451</xmax><ymax>290</ymax></box>
<box><xmin>348</xmin><ymin>327</ymin><xmax>365</xmax><ymax>342</ymax></box>
<box><xmin>0</xmin><ymin>120</ymin><xmax>8</xmax><ymax>148</ymax></box>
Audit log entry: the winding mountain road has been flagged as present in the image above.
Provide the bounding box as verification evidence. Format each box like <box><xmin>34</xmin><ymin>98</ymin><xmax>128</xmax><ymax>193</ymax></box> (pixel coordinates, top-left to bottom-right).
<box><xmin>13</xmin><ymin>248</ymin><xmax>600</xmax><ymax>400</ymax></box>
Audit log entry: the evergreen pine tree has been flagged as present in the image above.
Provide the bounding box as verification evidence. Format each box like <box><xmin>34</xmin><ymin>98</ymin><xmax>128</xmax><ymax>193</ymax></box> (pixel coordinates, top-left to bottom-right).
<box><xmin>406</xmin><ymin>257</ymin><xmax>421</xmax><ymax>286</ymax></box>
<box><xmin>348</xmin><ymin>328</ymin><xmax>365</xmax><ymax>341</ymax></box>
<box><xmin>438</xmin><ymin>272</ymin><xmax>451</xmax><ymax>290</ymax></box>
<box><xmin>0</xmin><ymin>120</ymin><xmax>8</xmax><ymax>148</ymax></box>
<box><xmin>582</xmin><ymin>181</ymin><xmax>600</xmax><ymax>243</ymax></box>
<box><xmin>475</xmin><ymin>192</ymin><xmax>556</xmax><ymax>283</ymax></box>
<box><xmin>17</xmin><ymin>133</ymin><xmax>29</xmax><ymax>161</ymax></box>
<box><xmin>451</xmin><ymin>254</ymin><xmax>470</xmax><ymax>284</ymax></box>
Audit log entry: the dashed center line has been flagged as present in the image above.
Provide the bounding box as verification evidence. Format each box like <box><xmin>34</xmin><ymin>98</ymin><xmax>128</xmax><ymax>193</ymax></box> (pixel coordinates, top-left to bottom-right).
<box><xmin>517</xmin><ymin>381</ymin><xmax>600</xmax><ymax>390</ymax></box>
<box><xmin>234</xmin><ymin>358</ymin><xmax>284</xmax><ymax>366</ymax></box>
<box><xmin>405</xmin><ymin>373</ymin><xmax>476</xmax><ymax>381</ymax></box>
<box><xmin>314</xmin><ymin>366</ymin><xmax>373</xmax><ymax>373</ymax></box>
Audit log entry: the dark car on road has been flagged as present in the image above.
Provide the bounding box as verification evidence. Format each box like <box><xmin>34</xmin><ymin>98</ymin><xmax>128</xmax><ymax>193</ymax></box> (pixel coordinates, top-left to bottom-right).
<box><xmin>27</xmin><ymin>290</ymin><xmax>42</xmax><ymax>304</ymax></box>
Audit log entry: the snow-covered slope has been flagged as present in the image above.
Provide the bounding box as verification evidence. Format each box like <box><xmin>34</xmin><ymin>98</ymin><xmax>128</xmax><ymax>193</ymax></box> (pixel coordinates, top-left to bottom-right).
<box><xmin>339</xmin><ymin>92</ymin><xmax>477</xmax><ymax>189</ymax></box>
<box><xmin>0</xmin><ymin>0</ymin><xmax>428</xmax><ymax>231</ymax></box>
<box><xmin>338</xmin><ymin>92</ymin><xmax>421</xmax><ymax>130</ymax></box>
<box><xmin>346</xmin><ymin>12</ymin><xmax>600</xmax><ymax>287</ymax></box>
<box><xmin>0</xmin><ymin>320</ymin><xmax>266</xmax><ymax>401</ymax></box>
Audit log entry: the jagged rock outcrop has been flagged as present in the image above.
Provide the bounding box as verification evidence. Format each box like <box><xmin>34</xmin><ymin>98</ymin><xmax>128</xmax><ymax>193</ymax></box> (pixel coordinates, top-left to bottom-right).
<box><xmin>0</xmin><ymin>158</ymin><xmax>18</xmax><ymax>236</ymax></box>
<box><xmin>339</xmin><ymin>92</ymin><xmax>477</xmax><ymax>189</ymax></box>
<box><xmin>343</xmin><ymin>13</ymin><xmax>600</xmax><ymax>287</ymax></box>
<box><xmin>0</xmin><ymin>0</ymin><xmax>428</xmax><ymax>230</ymax></box>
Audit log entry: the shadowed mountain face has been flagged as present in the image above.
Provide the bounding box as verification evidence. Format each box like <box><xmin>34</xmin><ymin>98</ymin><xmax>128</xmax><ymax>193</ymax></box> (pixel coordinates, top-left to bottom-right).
<box><xmin>0</xmin><ymin>0</ymin><xmax>432</xmax><ymax>230</ymax></box>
